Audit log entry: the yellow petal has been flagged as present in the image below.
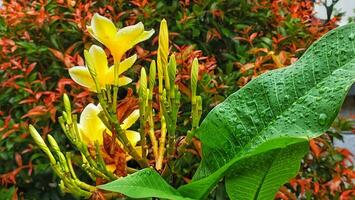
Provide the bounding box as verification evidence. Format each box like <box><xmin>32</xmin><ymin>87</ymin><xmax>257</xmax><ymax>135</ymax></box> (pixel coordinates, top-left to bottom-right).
<box><xmin>126</xmin><ymin>146</ymin><xmax>144</xmax><ymax>161</ymax></box>
<box><xmin>78</xmin><ymin>125</ymin><xmax>92</xmax><ymax>146</ymax></box>
<box><xmin>111</xmin><ymin>22</ymin><xmax>152</xmax><ymax>55</ymax></box>
<box><xmin>105</xmin><ymin>68</ymin><xmax>132</xmax><ymax>86</ymax></box>
<box><xmin>133</xmin><ymin>29</ymin><xmax>155</xmax><ymax>46</ymax></box>
<box><xmin>88</xmin><ymin>45</ymin><xmax>108</xmax><ymax>80</ymax></box>
<box><xmin>79</xmin><ymin>103</ymin><xmax>106</xmax><ymax>145</ymax></box>
<box><xmin>118</xmin><ymin>54</ymin><xmax>137</xmax><ymax>75</ymax></box>
<box><xmin>106</xmin><ymin>164</ymin><xmax>116</xmax><ymax>173</ymax></box>
<box><xmin>90</xmin><ymin>13</ymin><xmax>117</xmax><ymax>46</ymax></box>
<box><xmin>107</xmin><ymin>54</ymin><xmax>137</xmax><ymax>80</ymax></box>
<box><xmin>115</xmin><ymin>22</ymin><xmax>144</xmax><ymax>44</ymax></box>
<box><xmin>87</xmin><ymin>26</ymin><xmax>100</xmax><ymax>44</ymax></box>
<box><xmin>68</xmin><ymin>66</ymin><xmax>96</xmax><ymax>91</ymax></box>
<box><xmin>125</xmin><ymin>130</ymin><xmax>141</xmax><ymax>147</ymax></box>
<box><xmin>121</xmin><ymin>109</ymin><xmax>140</xmax><ymax>130</ymax></box>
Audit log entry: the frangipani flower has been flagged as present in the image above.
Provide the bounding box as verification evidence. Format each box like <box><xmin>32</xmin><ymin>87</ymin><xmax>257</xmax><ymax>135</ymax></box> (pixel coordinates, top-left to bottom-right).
<box><xmin>78</xmin><ymin>103</ymin><xmax>140</xmax><ymax>148</ymax></box>
<box><xmin>69</xmin><ymin>45</ymin><xmax>136</xmax><ymax>92</ymax></box>
<box><xmin>87</xmin><ymin>13</ymin><xmax>154</xmax><ymax>59</ymax></box>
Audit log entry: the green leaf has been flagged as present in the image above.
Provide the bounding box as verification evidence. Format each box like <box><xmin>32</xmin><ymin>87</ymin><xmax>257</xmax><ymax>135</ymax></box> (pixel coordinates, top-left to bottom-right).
<box><xmin>97</xmin><ymin>168</ymin><xmax>192</xmax><ymax>200</ymax></box>
<box><xmin>225</xmin><ymin>142</ymin><xmax>308</xmax><ymax>200</ymax></box>
<box><xmin>178</xmin><ymin>23</ymin><xmax>355</xmax><ymax>199</ymax></box>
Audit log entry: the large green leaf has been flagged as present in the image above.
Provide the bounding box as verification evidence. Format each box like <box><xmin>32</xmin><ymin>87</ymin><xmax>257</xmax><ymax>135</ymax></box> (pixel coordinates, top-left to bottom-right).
<box><xmin>225</xmin><ymin>142</ymin><xmax>308</xmax><ymax>200</ymax></box>
<box><xmin>97</xmin><ymin>168</ymin><xmax>191</xmax><ymax>200</ymax></box>
<box><xmin>178</xmin><ymin>23</ymin><xmax>355</xmax><ymax>199</ymax></box>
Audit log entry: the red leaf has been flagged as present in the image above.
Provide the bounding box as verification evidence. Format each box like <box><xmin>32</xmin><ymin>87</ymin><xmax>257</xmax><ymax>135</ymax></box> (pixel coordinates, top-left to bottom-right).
<box><xmin>15</xmin><ymin>153</ymin><xmax>22</xmax><ymax>167</ymax></box>
<box><xmin>25</xmin><ymin>62</ymin><xmax>37</xmax><ymax>76</ymax></box>
<box><xmin>310</xmin><ymin>139</ymin><xmax>322</xmax><ymax>158</ymax></box>
<box><xmin>21</xmin><ymin>106</ymin><xmax>48</xmax><ymax>119</ymax></box>
<box><xmin>48</xmin><ymin>48</ymin><xmax>64</xmax><ymax>61</ymax></box>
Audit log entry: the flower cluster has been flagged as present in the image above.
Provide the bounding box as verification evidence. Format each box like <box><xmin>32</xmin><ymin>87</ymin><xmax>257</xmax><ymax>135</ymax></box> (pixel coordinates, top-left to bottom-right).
<box><xmin>69</xmin><ymin>13</ymin><xmax>154</xmax><ymax>153</ymax></box>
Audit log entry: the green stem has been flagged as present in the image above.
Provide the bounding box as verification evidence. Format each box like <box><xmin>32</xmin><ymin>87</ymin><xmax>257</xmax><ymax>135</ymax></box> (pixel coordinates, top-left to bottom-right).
<box><xmin>139</xmin><ymin>101</ymin><xmax>147</xmax><ymax>159</ymax></box>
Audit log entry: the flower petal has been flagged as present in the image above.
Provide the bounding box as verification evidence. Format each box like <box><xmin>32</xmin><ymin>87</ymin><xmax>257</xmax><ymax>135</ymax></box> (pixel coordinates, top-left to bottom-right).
<box><xmin>125</xmin><ymin>130</ymin><xmax>141</xmax><ymax>147</ymax></box>
<box><xmin>107</xmin><ymin>54</ymin><xmax>137</xmax><ymax>78</ymax></box>
<box><xmin>87</xmin><ymin>26</ymin><xmax>100</xmax><ymax>43</ymax></box>
<box><xmin>105</xmin><ymin>66</ymin><xmax>133</xmax><ymax>87</ymax></box>
<box><xmin>115</xmin><ymin>22</ymin><xmax>144</xmax><ymax>44</ymax></box>
<box><xmin>106</xmin><ymin>164</ymin><xmax>116</xmax><ymax>172</ymax></box>
<box><xmin>118</xmin><ymin>76</ymin><xmax>132</xmax><ymax>86</ymax></box>
<box><xmin>89</xmin><ymin>45</ymin><xmax>108</xmax><ymax>80</ymax></box>
<box><xmin>133</xmin><ymin>29</ymin><xmax>155</xmax><ymax>46</ymax></box>
<box><xmin>79</xmin><ymin>103</ymin><xmax>106</xmax><ymax>145</ymax></box>
<box><xmin>111</xmin><ymin>22</ymin><xmax>145</xmax><ymax>55</ymax></box>
<box><xmin>121</xmin><ymin>109</ymin><xmax>140</xmax><ymax>130</ymax></box>
<box><xmin>126</xmin><ymin>146</ymin><xmax>143</xmax><ymax>161</ymax></box>
<box><xmin>68</xmin><ymin>66</ymin><xmax>96</xmax><ymax>91</ymax></box>
<box><xmin>118</xmin><ymin>54</ymin><xmax>137</xmax><ymax>75</ymax></box>
<box><xmin>91</xmin><ymin>13</ymin><xmax>117</xmax><ymax>46</ymax></box>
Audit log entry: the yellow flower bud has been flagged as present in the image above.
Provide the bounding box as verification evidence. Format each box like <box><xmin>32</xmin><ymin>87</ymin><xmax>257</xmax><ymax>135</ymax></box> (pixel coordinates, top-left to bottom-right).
<box><xmin>157</xmin><ymin>19</ymin><xmax>169</xmax><ymax>93</ymax></box>
<box><xmin>149</xmin><ymin>60</ymin><xmax>156</xmax><ymax>91</ymax></box>
<box><xmin>139</xmin><ymin>67</ymin><xmax>147</xmax><ymax>101</ymax></box>
<box><xmin>191</xmin><ymin>58</ymin><xmax>199</xmax><ymax>103</ymax></box>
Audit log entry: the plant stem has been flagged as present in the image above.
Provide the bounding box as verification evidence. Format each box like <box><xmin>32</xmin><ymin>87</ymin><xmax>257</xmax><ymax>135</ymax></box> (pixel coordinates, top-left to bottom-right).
<box><xmin>147</xmin><ymin>103</ymin><xmax>159</xmax><ymax>161</ymax></box>
<box><xmin>112</xmin><ymin>54</ymin><xmax>122</xmax><ymax>113</ymax></box>
<box><xmin>156</xmin><ymin>115</ymin><xmax>167</xmax><ymax>170</ymax></box>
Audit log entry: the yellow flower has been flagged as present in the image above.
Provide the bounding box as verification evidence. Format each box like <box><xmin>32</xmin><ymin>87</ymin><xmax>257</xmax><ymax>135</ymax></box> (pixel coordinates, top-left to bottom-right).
<box><xmin>78</xmin><ymin>103</ymin><xmax>140</xmax><ymax>147</ymax></box>
<box><xmin>87</xmin><ymin>13</ymin><xmax>154</xmax><ymax>59</ymax></box>
<box><xmin>69</xmin><ymin>45</ymin><xmax>136</xmax><ymax>92</ymax></box>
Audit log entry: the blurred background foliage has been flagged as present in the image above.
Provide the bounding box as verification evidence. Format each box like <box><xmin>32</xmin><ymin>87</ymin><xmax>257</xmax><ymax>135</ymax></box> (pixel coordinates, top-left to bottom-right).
<box><xmin>0</xmin><ymin>0</ymin><xmax>353</xmax><ymax>199</ymax></box>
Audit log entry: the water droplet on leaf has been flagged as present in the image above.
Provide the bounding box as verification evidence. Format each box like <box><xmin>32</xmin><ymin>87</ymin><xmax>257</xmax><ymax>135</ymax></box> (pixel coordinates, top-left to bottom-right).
<box><xmin>318</xmin><ymin>113</ymin><xmax>327</xmax><ymax>126</ymax></box>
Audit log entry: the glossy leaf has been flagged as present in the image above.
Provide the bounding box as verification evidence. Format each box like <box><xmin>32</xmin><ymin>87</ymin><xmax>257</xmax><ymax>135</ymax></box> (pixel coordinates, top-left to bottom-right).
<box><xmin>178</xmin><ymin>23</ymin><xmax>355</xmax><ymax>199</ymax></box>
<box><xmin>225</xmin><ymin>142</ymin><xmax>308</xmax><ymax>200</ymax></box>
<box><xmin>98</xmin><ymin>168</ymin><xmax>191</xmax><ymax>200</ymax></box>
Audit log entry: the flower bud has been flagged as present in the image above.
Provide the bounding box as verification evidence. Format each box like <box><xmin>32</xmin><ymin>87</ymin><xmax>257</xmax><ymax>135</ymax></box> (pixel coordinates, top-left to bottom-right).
<box><xmin>191</xmin><ymin>58</ymin><xmax>199</xmax><ymax>103</ymax></box>
<box><xmin>63</xmin><ymin>94</ymin><xmax>71</xmax><ymax>115</ymax></box>
<box><xmin>139</xmin><ymin>67</ymin><xmax>147</xmax><ymax>101</ymax></box>
<box><xmin>149</xmin><ymin>60</ymin><xmax>156</xmax><ymax>92</ymax></box>
<box><xmin>48</xmin><ymin>135</ymin><xmax>69</xmax><ymax>173</ymax></box>
<box><xmin>158</xmin><ymin>19</ymin><xmax>169</xmax><ymax>93</ymax></box>
<box><xmin>168</xmin><ymin>54</ymin><xmax>176</xmax><ymax>87</ymax></box>
<box><xmin>29</xmin><ymin>125</ymin><xmax>56</xmax><ymax>164</ymax></box>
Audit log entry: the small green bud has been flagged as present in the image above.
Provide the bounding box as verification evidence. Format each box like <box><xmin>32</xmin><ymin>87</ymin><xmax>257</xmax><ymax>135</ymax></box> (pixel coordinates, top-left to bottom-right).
<box><xmin>197</xmin><ymin>95</ymin><xmax>203</xmax><ymax>116</ymax></box>
<box><xmin>139</xmin><ymin>67</ymin><xmax>147</xmax><ymax>101</ymax></box>
<box><xmin>62</xmin><ymin>111</ymin><xmax>69</xmax><ymax>123</ymax></box>
<box><xmin>168</xmin><ymin>54</ymin><xmax>176</xmax><ymax>87</ymax></box>
<box><xmin>191</xmin><ymin>58</ymin><xmax>199</xmax><ymax>103</ymax></box>
<box><xmin>149</xmin><ymin>60</ymin><xmax>156</xmax><ymax>91</ymax></box>
<box><xmin>28</xmin><ymin>125</ymin><xmax>56</xmax><ymax>164</ymax></box>
<box><xmin>163</xmin><ymin>63</ymin><xmax>170</xmax><ymax>91</ymax></box>
<box><xmin>63</xmin><ymin>94</ymin><xmax>71</xmax><ymax>115</ymax></box>
<box><xmin>47</xmin><ymin>135</ymin><xmax>60</xmax><ymax>152</ymax></box>
<box><xmin>59</xmin><ymin>180</ymin><xmax>68</xmax><ymax>194</ymax></box>
<box><xmin>48</xmin><ymin>135</ymin><xmax>69</xmax><ymax>173</ymax></box>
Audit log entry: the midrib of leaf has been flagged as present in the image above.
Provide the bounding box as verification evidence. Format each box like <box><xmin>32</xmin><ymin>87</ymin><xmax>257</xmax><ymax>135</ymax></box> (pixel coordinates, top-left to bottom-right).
<box><xmin>252</xmin><ymin>152</ymin><xmax>277</xmax><ymax>200</ymax></box>
<box><xmin>225</xmin><ymin>142</ymin><xmax>309</xmax><ymax>200</ymax></box>
<box><xmin>194</xmin><ymin>24</ymin><xmax>355</xmax><ymax>181</ymax></box>
<box><xmin>188</xmin><ymin>58</ymin><xmax>355</xmax><ymax>198</ymax></box>
<box><xmin>180</xmin><ymin>23</ymin><xmax>355</xmax><ymax>199</ymax></box>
